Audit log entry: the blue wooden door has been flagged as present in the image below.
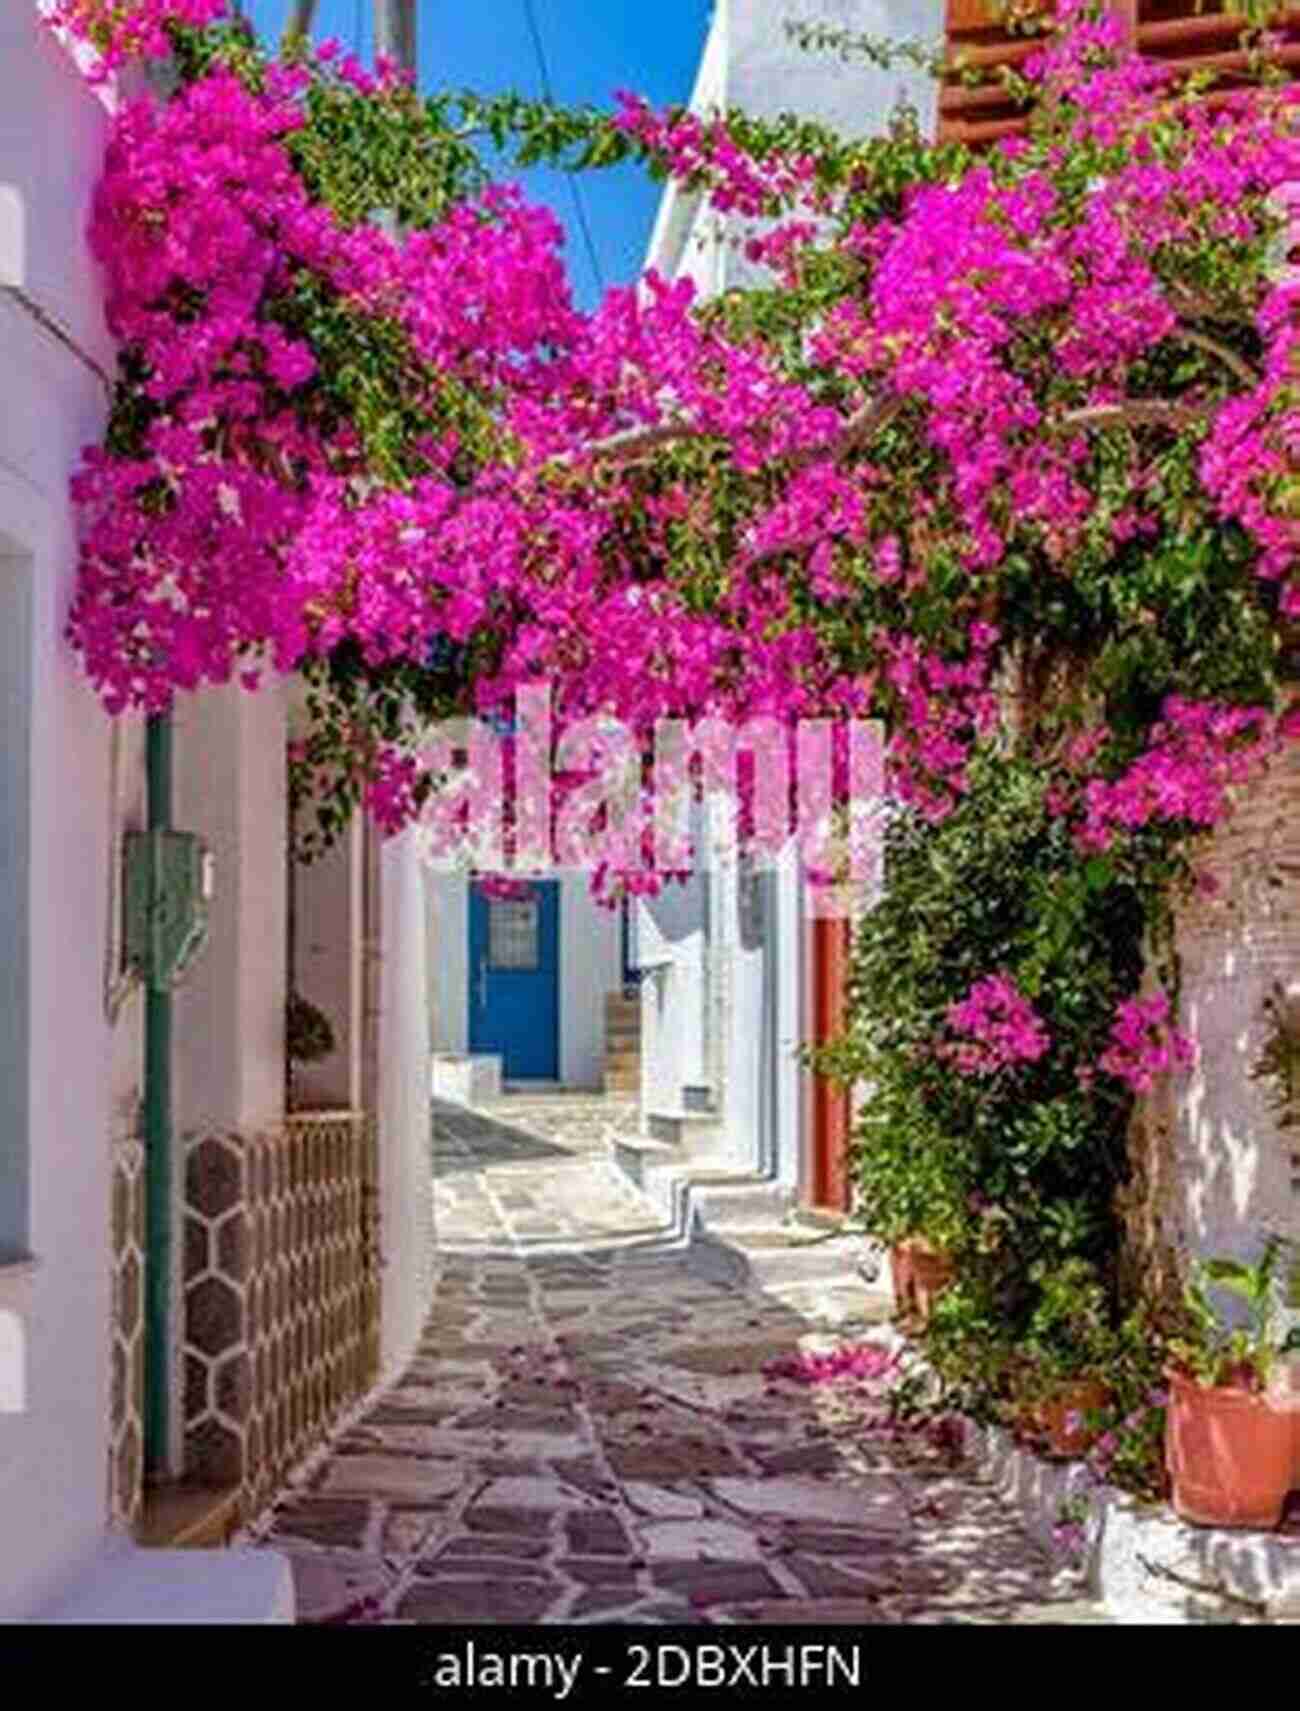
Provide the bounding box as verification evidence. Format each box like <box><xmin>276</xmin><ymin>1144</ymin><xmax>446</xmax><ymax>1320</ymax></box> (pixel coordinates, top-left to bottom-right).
<box><xmin>468</xmin><ymin>882</ymin><xmax>560</xmax><ymax>1079</ymax></box>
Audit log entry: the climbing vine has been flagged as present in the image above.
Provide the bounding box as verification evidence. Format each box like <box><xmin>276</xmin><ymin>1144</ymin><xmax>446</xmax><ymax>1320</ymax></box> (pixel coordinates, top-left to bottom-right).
<box><xmin>47</xmin><ymin>2</ymin><xmax>1300</xmax><ymax>1447</ymax></box>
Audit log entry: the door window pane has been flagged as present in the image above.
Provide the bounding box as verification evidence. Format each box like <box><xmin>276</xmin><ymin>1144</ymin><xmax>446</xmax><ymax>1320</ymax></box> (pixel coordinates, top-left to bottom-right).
<box><xmin>488</xmin><ymin>899</ymin><xmax>540</xmax><ymax>970</ymax></box>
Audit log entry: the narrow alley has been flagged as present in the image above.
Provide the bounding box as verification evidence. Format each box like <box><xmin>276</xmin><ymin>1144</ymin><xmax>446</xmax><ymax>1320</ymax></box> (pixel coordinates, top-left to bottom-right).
<box><xmin>243</xmin><ymin>1098</ymin><xmax>1109</xmax><ymax>1625</ymax></box>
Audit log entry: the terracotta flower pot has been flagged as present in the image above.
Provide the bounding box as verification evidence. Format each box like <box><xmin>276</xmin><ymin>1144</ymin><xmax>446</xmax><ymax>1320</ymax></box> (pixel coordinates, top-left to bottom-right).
<box><xmin>1039</xmin><ymin>1379</ymin><xmax>1112</xmax><ymax>1460</ymax></box>
<box><xmin>910</xmin><ymin>1240</ymin><xmax>956</xmax><ymax>1320</ymax></box>
<box><xmin>890</xmin><ymin>1237</ymin><xmax>955</xmax><ymax>1329</ymax></box>
<box><xmin>889</xmin><ymin>1243</ymin><xmax>918</xmax><ymax>1323</ymax></box>
<box><xmin>1166</xmin><ymin>1371</ymin><xmax>1295</xmax><ymax>1530</ymax></box>
<box><xmin>1010</xmin><ymin>1398</ymin><xmax>1046</xmax><ymax>1444</ymax></box>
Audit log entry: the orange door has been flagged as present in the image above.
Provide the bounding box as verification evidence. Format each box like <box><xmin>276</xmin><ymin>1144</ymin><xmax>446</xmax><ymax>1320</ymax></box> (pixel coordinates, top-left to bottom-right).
<box><xmin>808</xmin><ymin>917</ymin><xmax>851</xmax><ymax>1212</ymax></box>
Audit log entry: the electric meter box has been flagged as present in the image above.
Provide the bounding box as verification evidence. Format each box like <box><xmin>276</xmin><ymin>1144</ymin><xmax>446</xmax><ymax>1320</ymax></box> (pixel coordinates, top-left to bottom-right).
<box><xmin>123</xmin><ymin>829</ymin><xmax>214</xmax><ymax>991</ymax></box>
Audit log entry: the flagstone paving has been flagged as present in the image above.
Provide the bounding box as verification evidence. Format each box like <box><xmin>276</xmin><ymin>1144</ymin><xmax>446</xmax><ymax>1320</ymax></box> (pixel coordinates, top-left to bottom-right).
<box><xmin>245</xmin><ymin>1097</ymin><xmax>1111</xmax><ymax>1625</ymax></box>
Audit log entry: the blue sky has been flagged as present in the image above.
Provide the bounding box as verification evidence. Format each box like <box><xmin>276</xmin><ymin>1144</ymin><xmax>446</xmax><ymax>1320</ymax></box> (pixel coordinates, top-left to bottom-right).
<box><xmin>239</xmin><ymin>0</ymin><xmax>714</xmax><ymax>306</ymax></box>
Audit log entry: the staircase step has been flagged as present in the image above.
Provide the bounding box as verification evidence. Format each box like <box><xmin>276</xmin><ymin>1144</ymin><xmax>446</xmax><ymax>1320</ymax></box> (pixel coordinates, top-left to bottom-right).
<box><xmin>684</xmin><ymin>1175</ymin><xmax>795</xmax><ymax>1228</ymax></box>
<box><xmin>790</xmin><ymin>1205</ymin><xmax>858</xmax><ymax>1235</ymax></box>
<box><xmin>714</xmin><ymin>1224</ymin><xmax>887</xmax><ymax>1289</ymax></box>
<box><xmin>644</xmin><ymin>1110</ymin><xmax>726</xmax><ymax>1157</ymax></box>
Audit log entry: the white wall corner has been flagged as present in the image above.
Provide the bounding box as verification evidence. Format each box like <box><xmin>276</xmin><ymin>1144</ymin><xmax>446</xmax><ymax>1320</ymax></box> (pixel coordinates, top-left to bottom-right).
<box><xmin>0</xmin><ymin>186</ymin><xmax>25</xmax><ymax>288</ymax></box>
<box><xmin>0</xmin><ymin>1302</ymin><xmax>27</xmax><ymax>1414</ymax></box>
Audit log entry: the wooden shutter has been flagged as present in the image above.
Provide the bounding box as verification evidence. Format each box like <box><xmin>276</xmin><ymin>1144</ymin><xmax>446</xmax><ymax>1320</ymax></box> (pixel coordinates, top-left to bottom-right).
<box><xmin>938</xmin><ymin>2</ymin><xmax>1300</xmax><ymax>146</ymax></box>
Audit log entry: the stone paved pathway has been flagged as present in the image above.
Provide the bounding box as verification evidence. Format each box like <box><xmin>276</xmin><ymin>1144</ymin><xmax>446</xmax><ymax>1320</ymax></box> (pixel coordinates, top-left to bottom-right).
<box><xmin>246</xmin><ymin>1098</ymin><xmax>1109</xmax><ymax>1625</ymax></box>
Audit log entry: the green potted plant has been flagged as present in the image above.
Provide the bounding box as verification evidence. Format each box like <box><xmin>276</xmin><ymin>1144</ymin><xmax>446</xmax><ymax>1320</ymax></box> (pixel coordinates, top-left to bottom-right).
<box><xmin>285</xmin><ymin>990</ymin><xmax>336</xmax><ymax>1111</ymax></box>
<box><xmin>849</xmin><ymin>1105</ymin><xmax>966</xmax><ymax>1330</ymax></box>
<box><xmin>1016</xmin><ymin>1258</ymin><xmax>1116</xmax><ymax>1459</ymax></box>
<box><xmin>895</xmin><ymin>1227</ymin><xmax>961</xmax><ymax>1330</ymax></box>
<box><xmin>1165</xmin><ymin>1234</ymin><xmax>1300</xmax><ymax>1529</ymax></box>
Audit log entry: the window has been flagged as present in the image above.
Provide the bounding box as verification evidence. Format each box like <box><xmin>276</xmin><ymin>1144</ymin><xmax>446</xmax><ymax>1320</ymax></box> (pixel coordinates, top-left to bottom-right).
<box><xmin>488</xmin><ymin>899</ymin><xmax>540</xmax><ymax>970</ymax></box>
<box><xmin>0</xmin><ymin>542</ymin><xmax>31</xmax><ymax>1264</ymax></box>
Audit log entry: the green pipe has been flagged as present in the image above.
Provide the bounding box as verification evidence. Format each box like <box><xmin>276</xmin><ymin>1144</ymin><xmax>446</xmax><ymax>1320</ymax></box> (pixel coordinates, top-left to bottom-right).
<box><xmin>143</xmin><ymin>712</ymin><xmax>173</xmax><ymax>1476</ymax></box>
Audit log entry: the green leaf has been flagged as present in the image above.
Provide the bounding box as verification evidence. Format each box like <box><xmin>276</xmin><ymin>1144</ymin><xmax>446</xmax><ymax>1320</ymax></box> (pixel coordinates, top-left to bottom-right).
<box><xmin>1083</xmin><ymin>857</ymin><xmax>1113</xmax><ymax>893</ymax></box>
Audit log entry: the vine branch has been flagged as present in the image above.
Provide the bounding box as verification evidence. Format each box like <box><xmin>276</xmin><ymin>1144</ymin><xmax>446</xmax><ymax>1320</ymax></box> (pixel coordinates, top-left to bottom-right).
<box><xmin>1176</xmin><ymin>328</ymin><xmax>1261</xmax><ymax>390</ymax></box>
<box><xmin>559</xmin><ymin>392</ymin><xmax>903</xmax><ymax>473</ymax></box>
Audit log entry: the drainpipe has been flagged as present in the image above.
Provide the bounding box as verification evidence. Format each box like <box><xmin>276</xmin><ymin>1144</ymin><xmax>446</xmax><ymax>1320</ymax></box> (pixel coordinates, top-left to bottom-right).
<box><xmin>143</xmin><ymin>712</ymin><xmax>173</xmax><ymax>1476</ymax></box>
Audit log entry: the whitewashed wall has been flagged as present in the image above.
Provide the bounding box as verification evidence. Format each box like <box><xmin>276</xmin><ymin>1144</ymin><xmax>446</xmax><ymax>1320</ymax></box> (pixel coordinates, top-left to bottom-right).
<box><xmin>427</xmin><ymin>872</ymin><xmax>469</xmax><ymax>1057</ymax></box>
<box><xmin>638</xmin><ymin>862</ymin><xmax>710</xmax><ymax>1117</ymax></box>
<box><xmin>292</xmin><ymin>813</ymin><xmax>364</xmax><ymax>1112</ymax></box>
<box><xmin>647</xmin><ymin>0</ymin><xmax>944</xmax><ymax>288</ymax></box>
<box><xmin>558</xmin><ymin>875</ymin><xmax>622</xmax><ymax>1089</ymax></box>
<box><xmin>0</xmin><ymin>4</ymin><xmax>123</xmax><ymax>1619</ymax></box>
<box><xmin>173</xmin><ymin>681</ymin><xmax>289</xmax><ymax>1145</ymax></box>
<box><xmin>377</xmin><ymin>831</ymin><xmax>434</xmax><ymax>1377</ymax></box>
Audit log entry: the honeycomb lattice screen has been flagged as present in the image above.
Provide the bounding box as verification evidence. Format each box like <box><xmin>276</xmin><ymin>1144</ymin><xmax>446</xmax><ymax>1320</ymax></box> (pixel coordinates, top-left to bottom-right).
<box><xmin>938</xmin><ymin>2</ymin><xmax>1300</xmax><ymax>145</ymax></box>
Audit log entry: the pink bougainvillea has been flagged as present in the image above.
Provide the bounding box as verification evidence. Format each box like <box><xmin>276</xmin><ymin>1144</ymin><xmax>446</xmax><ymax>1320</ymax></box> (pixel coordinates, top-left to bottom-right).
<box><xmin>1097</xmin><ymin>991</ymin><xmax>1196</xmax><ymax>1094</ymax></box>
<box><xmin>42</xmin><ymin>0</ymin><xmax>1300</xmax><ymax>1100</ymax></box>
<box><xmin>940</xmin><ymin>975</ymin><xmax>1052</xmax><ymax>1077</ymax></box>
<box><xmin>53</xmin><ymin>2</ymin><xmax>1300</xmax><ymax>852</ymax></box>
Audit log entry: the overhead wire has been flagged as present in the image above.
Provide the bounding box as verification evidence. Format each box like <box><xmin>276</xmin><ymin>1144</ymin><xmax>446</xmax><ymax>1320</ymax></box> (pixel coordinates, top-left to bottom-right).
<box><xmin>521</xmin><ymin>0</ymin><xmax>607</xmax><ymax>299</ymax></box>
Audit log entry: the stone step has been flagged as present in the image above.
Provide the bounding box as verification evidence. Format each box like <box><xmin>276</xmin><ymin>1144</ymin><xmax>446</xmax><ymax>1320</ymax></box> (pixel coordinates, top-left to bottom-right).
<box><xmin>790</xmin><ymin>1205</ymin><xmax>857</xmax><ymax>1235</ymax></box>
<box><xmin>610</xmin><ymin>1136</ymin><xmax>694</xmax><ymax>1236</ymax></box>
<box><xmin>710</xmin><ymin>1223</ymin><xmax>887</xmax><ymax>1289</ymax></box>
<box><xmin>605</xmin><ymin>1143</ymin><xmax>893</xmax><ymax>1326</ymax></box>
<box><xmin>680</xmin><ymin>1173</ymin><xmax>795</xmax><ymax>1229</ymax></box>
<box><xmin>757</xmin><ymin>1274</ymin><xmax>896</xmax><ymax>1329</ymax></box>
<box><xmin>644</xmin><ymin>1110</ymin><xmax>726</xmax><ymax>1156</ymax></box>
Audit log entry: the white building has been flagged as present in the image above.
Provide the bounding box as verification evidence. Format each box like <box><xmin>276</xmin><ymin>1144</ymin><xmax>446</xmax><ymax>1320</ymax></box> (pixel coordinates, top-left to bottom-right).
<box><xmin>0</xmin><ymin>6</ymin><xmax>432</xmax><ymax>1621</ymax></box>
<box><xmin>635</xmin><ymin>0</ymin><xmax>942</xmax><ymax>1205</ymax></box>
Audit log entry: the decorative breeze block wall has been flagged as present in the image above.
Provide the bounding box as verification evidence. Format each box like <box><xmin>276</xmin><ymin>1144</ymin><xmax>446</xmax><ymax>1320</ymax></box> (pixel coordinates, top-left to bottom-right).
<box><xmin>108</xmin><ymin>1134</ymin><xmax>146</xmax><ymax>1532</ymax></box>
<box><xmin>182</xmin><ymin>1112</ymin><xmax>380</xmax><ymax>1516</ymax></box>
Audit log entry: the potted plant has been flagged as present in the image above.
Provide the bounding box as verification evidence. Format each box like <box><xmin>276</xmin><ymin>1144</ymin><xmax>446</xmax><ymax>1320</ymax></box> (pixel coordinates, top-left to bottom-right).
<box><xmin>897</xmin><ymin>1233</ymin><xmax>959</xmax><ymax>1327</ymax></box>
<box><xmin>889</xmin><ymin>1206</ymin><xmax>965</xmax><ymax>1330</ymax></box>
<box><xmin>285</xmin><ymin>990</ymin><xmax>336</xmax><ymax>1112</ymax></box>
<box><xmin>848</xmin><ymin>1112</ymin><xmax>965</xmax><ymax>1330</ymax></box>
<box><xmin>1016</xmin><ymin>1259</ymin><xmax>1116</xmax><ymax>1459</ymax></box>
<box><xmin>1165</xmin><ymin>1235</ymin><xmax>1300</xmax><ymax>1529</ymax></box>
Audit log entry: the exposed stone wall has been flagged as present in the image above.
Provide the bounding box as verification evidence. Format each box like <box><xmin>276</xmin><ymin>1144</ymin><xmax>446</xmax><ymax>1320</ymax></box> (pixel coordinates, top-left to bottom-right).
<box><xmin>107</xmin><ymin>1133</ymin><xmax>146</xmax><ymax>1531</ymax></box>
<box><xmin>1121</xmin><ymin>745</ymin><xmax>1300</xmax><ymax>1310</ymax></box>
<box><xmin>181</xmin><ymin>1112</ymin><xmax>380</xmax><ymax>1516</ymax></box>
